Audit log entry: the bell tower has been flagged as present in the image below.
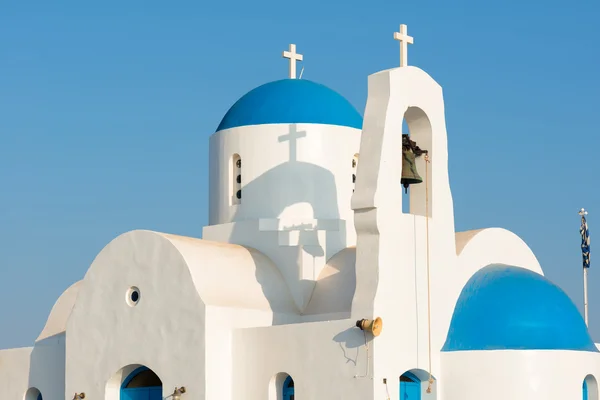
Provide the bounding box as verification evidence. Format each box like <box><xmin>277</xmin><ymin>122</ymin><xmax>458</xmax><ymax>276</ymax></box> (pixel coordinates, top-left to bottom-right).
<box><xmin>350</xmin><ymin>23</ymin><xmax>457</xmax><ymax>399</ymax></box>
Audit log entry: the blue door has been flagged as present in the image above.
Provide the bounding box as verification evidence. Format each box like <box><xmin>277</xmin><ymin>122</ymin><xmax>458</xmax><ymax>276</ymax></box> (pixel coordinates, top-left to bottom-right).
<box><xmin>583</xmin><ymin>380</ymin><xmax>588</xmax><ymax>400</ymax></box>
<box><xmin>120</xmin><ymin>367</ymin><xmax>162</xmax><ymax>400</ymax></box>
<box><xmin>400</xmin><ymin>372</ymin><xmax>421</xmax><ymax>400</ymax></box>
<box><xmin>283</xmin><ymin>376</ymin><xmax>295</xmax><ymax>400</ymax></box>
<box><xmin>121</xmin><ymin>386</ymin><xmax>162</xmax><ymax>400</ymax></box>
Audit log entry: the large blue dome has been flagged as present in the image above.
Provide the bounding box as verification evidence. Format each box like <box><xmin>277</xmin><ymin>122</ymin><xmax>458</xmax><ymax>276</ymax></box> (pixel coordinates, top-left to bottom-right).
<box><xmin>442</xmin><ymin>264</ymin><xmax>597</xmax><ymax>352</ymax></box>
<box><xmin>216</xmin><ymin>79</ymin><xmax>363</xmax><ymax>132</ymax></box>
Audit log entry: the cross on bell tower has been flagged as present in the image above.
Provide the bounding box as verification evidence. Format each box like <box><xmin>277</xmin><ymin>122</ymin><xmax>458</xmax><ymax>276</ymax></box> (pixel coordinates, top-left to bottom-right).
<box><xmin>394</xmin><ymin>24</ymin><xmax>414</xmax><ymax>67</ymax></box>
<box><xmin>282</xmin><ymin>44</ymin><xmax>303</xmax><ymax>79</ymax></box>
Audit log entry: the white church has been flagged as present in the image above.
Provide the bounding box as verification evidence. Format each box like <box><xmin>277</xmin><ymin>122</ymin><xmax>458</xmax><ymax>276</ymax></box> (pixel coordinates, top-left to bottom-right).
<box><xmin>1</xmin><ymin>24</ymin><xmax>599</xmax><ymax>400</ymax></box>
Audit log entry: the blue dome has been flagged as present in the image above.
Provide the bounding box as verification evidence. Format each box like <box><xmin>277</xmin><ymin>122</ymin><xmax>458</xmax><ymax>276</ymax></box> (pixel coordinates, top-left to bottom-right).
<box><xmin>442</xmin><ymin>264</ymin><xmax>597</xmax><ymax>352</ymax></box>
<box><xmin>216</xmin><ymin>79</ymin><xmax>363</xmax><ymax>132</ymax></box>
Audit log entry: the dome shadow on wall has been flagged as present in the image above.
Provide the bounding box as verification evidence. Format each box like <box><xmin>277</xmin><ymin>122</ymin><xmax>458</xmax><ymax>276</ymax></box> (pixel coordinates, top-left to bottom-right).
<box><xmin>443</xmin><ymin>264</ymin><xmax>597</xmax><ymax>352</ymax></box>
<box><xmin>216</xmin><ymin>79</ymin><xmax>363</xmax><ymax>132</ymax></box>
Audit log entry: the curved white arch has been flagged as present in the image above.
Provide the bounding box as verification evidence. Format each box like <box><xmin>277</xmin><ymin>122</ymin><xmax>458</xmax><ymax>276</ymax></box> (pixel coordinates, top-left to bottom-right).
<box><xmin>160</xmin><ymin>232</ymin><xmax>298</xmax><ymax>313</ymax></box>
<box><xmin>37</xmin><ymin>280</ymin><xmax>82</xmax><ymax>341</ymax></box>
<box><xmin>456</xmin><ymin>227</ymin><xmax>543</xmax><ymax>277</ymax></box>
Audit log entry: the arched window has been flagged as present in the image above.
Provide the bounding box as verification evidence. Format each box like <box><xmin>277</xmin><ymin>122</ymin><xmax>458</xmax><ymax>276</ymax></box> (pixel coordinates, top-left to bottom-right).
<box><xmin>352</xmin><ymin>153</ymin><xmax>359</xmax><ymax>193</ymax></box>
<box><xmin>283</xmin><ymin>375</ymin><xmax>294</xmax><ymax>400</ymax></box>
<box><xmin>24</xmin><ymin>387</ymin><xmax>42</xmax><ymax>400</ymax></box>
<box><xmin>231</xmin><ymin>154</ymin><xmax>242</xmax><ymax>205</ymax></box>
<box><xmin>583</xmin><ymin>374</ymin><xmax>598</xmax><ymax>400</ymax></box>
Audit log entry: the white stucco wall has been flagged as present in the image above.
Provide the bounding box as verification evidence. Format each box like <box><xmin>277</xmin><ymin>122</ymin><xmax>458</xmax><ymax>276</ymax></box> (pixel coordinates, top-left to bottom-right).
<box><xmin>208</xmin><ymin>123</ymin><xmax>361</xmax><ymax>227</ymax></box>
<box><xmin>0</xmin><ymin>337</ymin><xmax>65</xmax><ymax>400</ymax></box>
<box><xmin>442</xmin><ymin>350</ymin><xmax>600</xmax><ymax>400</ymax></box>
<box><xmin>232</xmin><ymin>319</ymin><xmax>376</xmax><ymax>400</ymax></box>
<box><xmin>30</xmin><ymin>334</ymin><xmax>67</xmax><ymax>400</ymax></box>
<box><xmin>0</xmin><ymin>347</ymin><xmax>33</xmax><ymax>399</ymax></box>
<box><xmin>64</xmin><ymin>229</ymin><xmax>301</xmax><ymax>400</ymax></box>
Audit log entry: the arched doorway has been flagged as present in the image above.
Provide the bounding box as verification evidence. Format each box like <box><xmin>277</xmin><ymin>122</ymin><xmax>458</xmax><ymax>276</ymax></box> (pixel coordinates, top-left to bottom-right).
<box><xmin>283</xmin><ymin>376</ymin><xmax>294</xmax><ymax>400</ymax></box>
<box><xmin>120</xmin><ymin>366</ymin><xmax>162</xmax><ymax>400</ymax></box>
<box><xmin>400</xmin><ymin>371</ymin><xmax>420</xmax><ymax>399</ymax></box>
<box><xmin>400</xmin><ymin>369</ymin><xmax>437</xmax><ymax>399</ymax></box>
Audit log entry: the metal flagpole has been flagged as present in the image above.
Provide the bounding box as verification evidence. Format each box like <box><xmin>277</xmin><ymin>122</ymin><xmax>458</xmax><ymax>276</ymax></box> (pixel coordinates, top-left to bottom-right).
<box><xmin>579</xmin><ymin>208</ymin><xmax>591</xmax><ymax>326</ymax></box>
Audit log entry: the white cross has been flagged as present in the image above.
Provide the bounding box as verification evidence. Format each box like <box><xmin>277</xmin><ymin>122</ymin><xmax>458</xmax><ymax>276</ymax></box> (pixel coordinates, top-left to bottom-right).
<box><xmin>394</xmin><ymin>24</ymin><xmax>414</xmax><ymax>67</ymax></box>
<box><xmin>282</xmin><ymin>44</ymin><xmax>303</xmax><ymax>79</ymax></box>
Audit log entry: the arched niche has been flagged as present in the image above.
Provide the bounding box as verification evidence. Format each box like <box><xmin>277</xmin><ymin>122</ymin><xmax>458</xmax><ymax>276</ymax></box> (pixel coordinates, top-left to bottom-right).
<box><xmin>24</xmin><ymin>387</ymin><xmax>42</xmax><ymax>400</ymax></box>
<box><xmin>269</xmin><ymin>372</ymin><xmax>295</xmax><ymax>400</ymax></box>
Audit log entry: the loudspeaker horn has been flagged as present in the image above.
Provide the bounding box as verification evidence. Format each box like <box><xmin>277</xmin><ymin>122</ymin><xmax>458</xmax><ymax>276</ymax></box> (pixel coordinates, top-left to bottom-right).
<box><xmin>356</xmin><ymin>317</ymin><xmax>383</xmax><ymax>337</ymax></box>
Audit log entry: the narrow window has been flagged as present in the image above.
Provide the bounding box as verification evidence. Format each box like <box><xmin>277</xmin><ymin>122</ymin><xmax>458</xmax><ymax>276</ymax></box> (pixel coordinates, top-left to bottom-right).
<box><xmin>232</xmin><ymin>154</ymin><xmax>242</xmax><ymax>205</ymax></box>
<box><xmin>352</xmin><ymin>153</ymin><xmax>359</xmax><ymax>193</ymax></box>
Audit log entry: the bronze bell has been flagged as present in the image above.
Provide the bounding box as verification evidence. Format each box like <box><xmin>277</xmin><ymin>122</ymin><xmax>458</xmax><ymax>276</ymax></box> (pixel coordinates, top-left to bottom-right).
<box><xmin>401</xmin><ymin>147</ymin><xmax>422</xmax><ymax>192</ymax></box>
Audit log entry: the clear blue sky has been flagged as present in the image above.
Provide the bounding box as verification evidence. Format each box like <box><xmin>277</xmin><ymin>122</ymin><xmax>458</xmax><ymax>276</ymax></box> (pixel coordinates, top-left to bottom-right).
<box><xmin>1</xmin><ymin>0</ymin><xmax>599</xmax><ymax>349</ymax></box>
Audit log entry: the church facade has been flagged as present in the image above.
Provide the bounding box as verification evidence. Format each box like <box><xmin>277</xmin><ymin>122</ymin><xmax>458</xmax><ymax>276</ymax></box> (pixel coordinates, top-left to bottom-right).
<box><xmin>1</xmin><ymin>24</ymin><xmax>598</xmax><ymax>400</ymax></box>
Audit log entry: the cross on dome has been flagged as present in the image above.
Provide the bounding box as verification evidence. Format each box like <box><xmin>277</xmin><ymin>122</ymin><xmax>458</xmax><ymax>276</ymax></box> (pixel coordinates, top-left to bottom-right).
<box><xmin>394</xmin><ymin>24</ymin><xmax>414</xmax><ymax>67</ymax></box>
<box><xmin>282</xmin><ymin>44</ymin><xmax>303</xmax><ymax>79</ymax></box>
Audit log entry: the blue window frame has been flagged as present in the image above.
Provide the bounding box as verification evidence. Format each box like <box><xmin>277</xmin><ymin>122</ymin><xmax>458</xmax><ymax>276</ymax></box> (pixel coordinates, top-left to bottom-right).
<box><xmin>283</xmin><ymin>376</ymin><xmax>294</xmax><ymax>400</ymax></box>
<box><xmin>400</xmin><ymin>372</ymin><xmax>421</xmax><ymax>400</ymax></box>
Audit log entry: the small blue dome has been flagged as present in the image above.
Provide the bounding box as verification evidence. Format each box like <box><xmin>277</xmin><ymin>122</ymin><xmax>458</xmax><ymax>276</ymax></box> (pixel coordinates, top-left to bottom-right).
<box><xmin>442</xmin><ymin>264</ymin><xmax>597</xmax><ymax>352</ymax></box>
<box><xmin>216</xmin><ymin>79</ymin><xmax>363</xmax><ymax>132</ymax></box>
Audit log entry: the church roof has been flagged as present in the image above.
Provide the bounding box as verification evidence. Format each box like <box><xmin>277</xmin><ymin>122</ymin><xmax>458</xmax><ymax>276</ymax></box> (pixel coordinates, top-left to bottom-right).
<box><xmin>215</xmin><ymin>79</ymin><xmax>363</xmax><ymax>132</ymax></box>
<box><xmin>442</xmin><ymin>264</ymin><xmax>597</xmax><ymax>352</ymax></box>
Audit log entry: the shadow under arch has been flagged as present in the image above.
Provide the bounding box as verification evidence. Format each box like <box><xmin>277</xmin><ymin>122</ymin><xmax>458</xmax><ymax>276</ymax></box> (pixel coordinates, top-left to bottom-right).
<box><xmin>584</xmin><ymin>374</ymin><xmax>598</xmax><ymax>400</ymax></box>
<box><xmin>24</xmin><ymin>387</ymin><xmax>42</xmax><ymax>400</ymax></box>
<box><xmin>400</xmin><ymin>368</ymin><xmax>437</xmax><ymax>399</ymax></box>
<box><xmin>105</xmin><ymin>364</ymin><xmax>163</xmax><ymax>400</ymax></box>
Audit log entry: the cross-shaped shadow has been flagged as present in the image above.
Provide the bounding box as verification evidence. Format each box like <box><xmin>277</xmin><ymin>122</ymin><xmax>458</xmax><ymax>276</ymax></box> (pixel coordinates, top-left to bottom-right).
<box><xmin>278</xmin><ymin>124</ymin><xmax>307</xmax><ymax>162</ymax></box>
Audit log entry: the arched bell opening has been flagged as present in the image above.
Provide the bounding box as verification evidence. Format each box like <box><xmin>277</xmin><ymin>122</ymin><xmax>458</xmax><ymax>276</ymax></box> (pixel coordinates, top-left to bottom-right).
<box><xmin>231</xmin><ymin>153</ymin><xmax>242</xmax><ymax>205</ymax></box>
<box><xmin>352</xmin><ymin>153</ymin><xmax>359</xmax><ymax>194</ymax></box>
<box><xmin>400</xmin><ymin>107</ymin><xmax>432</xmax><ymax>218</ymax></box>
